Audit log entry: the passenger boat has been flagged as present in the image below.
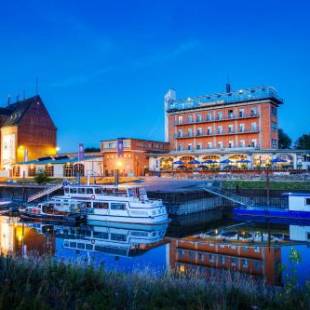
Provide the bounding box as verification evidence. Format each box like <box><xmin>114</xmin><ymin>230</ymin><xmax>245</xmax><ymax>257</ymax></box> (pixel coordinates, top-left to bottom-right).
<box><xmin>233</xmin><ymin>192</ymin><xmax>310</xmax><ymax>221</ymax></box>
<box><xmin>20</xmin><ymin>200</ymin><xmax>85</xmax><ymax>224</ymax></box>
<box><xmin>52</xmin><ymin>184</ymin><xmax>169</xmax><ymax>225</ymax></box>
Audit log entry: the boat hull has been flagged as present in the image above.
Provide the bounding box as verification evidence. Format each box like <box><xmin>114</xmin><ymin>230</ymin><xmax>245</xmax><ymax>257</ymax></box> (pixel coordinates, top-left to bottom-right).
<box><xmin>87</xmin><ymin>213</ymin><xmax>169</xmax><ymax>225</ymax></box>
<box><xmin>20</xmin><ymin>213</ymin><xmax>85</xmax><ymax>225</ymax></box>
<box><xmin>233</xmin><ymin>207</ymin><xmax>310</xmax><ymax>220</ymax></box>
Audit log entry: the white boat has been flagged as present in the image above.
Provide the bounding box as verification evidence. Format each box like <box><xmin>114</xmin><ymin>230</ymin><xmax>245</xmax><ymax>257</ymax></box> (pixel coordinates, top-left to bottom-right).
<box><xmin>52</xmin><ymin>184</ymin><xmax>169</xmax><ymax>225</ymax></box>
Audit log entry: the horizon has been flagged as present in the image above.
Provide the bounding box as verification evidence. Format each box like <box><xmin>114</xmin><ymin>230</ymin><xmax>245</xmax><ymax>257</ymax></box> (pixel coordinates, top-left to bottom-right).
<box><xmin>0</xmin><ymin>0</ymin><xmax>309</xmax><ymax>151</ymax></box>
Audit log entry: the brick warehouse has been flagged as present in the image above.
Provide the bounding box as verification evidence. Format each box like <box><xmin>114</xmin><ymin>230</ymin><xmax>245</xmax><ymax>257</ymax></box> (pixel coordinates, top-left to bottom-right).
<box><xmin>0</xmin><ymin>95</ymin><xmax>57</xmax><ymax>176</ymax></box>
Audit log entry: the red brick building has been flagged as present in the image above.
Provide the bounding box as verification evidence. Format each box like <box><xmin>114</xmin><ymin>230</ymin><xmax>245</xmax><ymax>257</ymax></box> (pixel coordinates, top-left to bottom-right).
<box><xmin>0</xmin><ymin>95</ymin><xmax>57</xmax><ymax>174</ymax></box>
<box><xmin>101</xmin><ymin>138</ymin><xmax>169</xmax><ymax>176</ymax></box>
<box><xmin>165</xmin><ymin>86</ymin><xmax>282</xmax><ymax>152</ymax></box>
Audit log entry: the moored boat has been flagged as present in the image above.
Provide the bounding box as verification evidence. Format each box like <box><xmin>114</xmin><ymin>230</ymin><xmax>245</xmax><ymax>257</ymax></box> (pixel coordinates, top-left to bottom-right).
<box><xmin>20</xmin><ymin>200</ymin><xmax>85</xmax><ymax>225</ymax></box>
<box><xmin>52</xmin><ymin>184</ymin><xmax>169</xmax><ymax>225</ymax></box>
<box><xmin>233</xmin><ymin>192</ymin><xmax>310</xmax><ymax>221</ymax></box>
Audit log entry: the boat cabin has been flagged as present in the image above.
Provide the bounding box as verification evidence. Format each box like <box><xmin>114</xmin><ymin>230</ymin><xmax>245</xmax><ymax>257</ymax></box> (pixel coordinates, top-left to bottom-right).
<box><xmin>63</xmin><ymin>185</ymin><xmax>149</xmax><ymax>201</ymax></box>
<box><xmin>287</xmin><ymin>193</ymin><xmax>310</xmax><ymax>212</ymax></box>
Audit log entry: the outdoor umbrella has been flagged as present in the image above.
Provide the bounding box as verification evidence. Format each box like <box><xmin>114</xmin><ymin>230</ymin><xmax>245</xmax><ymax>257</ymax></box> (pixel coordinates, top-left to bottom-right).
<box><xmin>173</xmin><ymin>160</ymin><xmax>184</xmax><ymax>165</ymax></box>
<box><xmin>237</xmin><ymin>159</ymin><xmax>251</xmax><ymax>163</ymax></box>
<box><xmin>203</xmin><ymin>159</ymin><xmax>218</xmax><ymax>164</ymax></box>
<box><xmin>271</xmin><ymin>158</ymin><xmax>288</xmax><ymax>163</ymax></box>
<box><xmin>188</xmin><ymin>159</ymin><xmax>201</xmax><ymax>165</ymax></box>
<box><xmin>220</xmin><ymin>159</ymin><xmax>232</xmax><ymax>164</ymax></box>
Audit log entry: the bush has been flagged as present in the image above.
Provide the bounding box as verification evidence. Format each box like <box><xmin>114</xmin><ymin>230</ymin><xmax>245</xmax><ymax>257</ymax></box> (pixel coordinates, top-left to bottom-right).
<box><xmin>34</xmin><ymin>171</ymin><xmax>50</xmax><ymax>184</ymax></box>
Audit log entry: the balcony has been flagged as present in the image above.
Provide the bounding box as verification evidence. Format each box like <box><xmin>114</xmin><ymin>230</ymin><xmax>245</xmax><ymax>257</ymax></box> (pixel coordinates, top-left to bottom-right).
<box><xmin>173</xmin><ymin>145</ymin><xmax>261</xmax><ymax>154</ymax></box>
<box><xmin>175</xmin><ymin>127</ymin><xmax>260</xmax><ymax>139</ymax></box>
<box><xmin>175</xmin><ymin>112</ymin><xmax>259</xmax><ymax>126</ymax></box>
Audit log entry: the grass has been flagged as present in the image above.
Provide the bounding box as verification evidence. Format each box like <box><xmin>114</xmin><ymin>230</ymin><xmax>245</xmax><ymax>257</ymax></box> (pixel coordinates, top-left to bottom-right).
<box><xmin>223</xmin><ymin>180</ymin><xmax>310</xmax><ymax>191</ymax></box>
<box><xmin>0</xmin><ymin>256</ymin><xmax>309</xmax><ymax>309</ymax></box>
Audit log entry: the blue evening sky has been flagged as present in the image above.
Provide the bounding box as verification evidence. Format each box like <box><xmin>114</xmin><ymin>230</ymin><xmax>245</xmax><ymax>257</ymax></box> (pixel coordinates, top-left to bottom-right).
<box><xmin>0</xmin><ymin>0</ymin><xmax>309</xmax><ymax>151</ymax></box>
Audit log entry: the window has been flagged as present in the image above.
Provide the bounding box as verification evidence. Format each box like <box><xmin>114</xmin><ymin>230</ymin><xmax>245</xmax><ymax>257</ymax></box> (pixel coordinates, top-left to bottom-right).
<box><xmin>196</xmin><ymin>144</ymin><xmax>202</xmax><ymax>150</ymax></box>
<box><xmin>228</xmin><ymin>109</ymin><xmax>234</xmax><ymax>119</ymax></box>
<box><xmin>218</xmin><ymin>141</ymin><xmax>223</xmax><ymax>148</ymax></box>
<box><xmin>95</xmin><ymin>188</ymin><xmax>104</xmax><ymax>195</ymax></box>
<box><xmin>93</xmin><ymin>202</ymin><xmax>109</xmax><ymax>209</ymax></box>
<box><xmin>64</xmin><ymin>163</ymin><xmax>73</xmax><ymax>177</ymax></box>
<box><xmin>251</xmin><ymin>139</ymin><xmax>257</xmax><ymax>147</ymax></box>
<box><xmin>228</xmin><ymin>124</ymin><xmax>234</xmax><ymax>133</ymax></box>
<box><xmin>305</xmin><ymin>198</ymin><xmax>310</xmax><ymax>206</ymax></box>
<box><xmin>271</xmin><ymin>106</ymin><xmax>277</xmax><ymax>117</ymax></box>
<box><xmin>178</xmin><ymin>116</ymin><xmax>183</xmax><ymax>124</ymax></box>
<box><xmin>196</xmin><ymin>114</ymin><xmax>202</xmax><ymax>122</ymax></box>
<box><xmin>251</xmin><ymin>107</ymin><xmax>257</xmax><ymax>116</ymax></box>
<box><xmin>272</xmin><ymin>139</ymin><xmax>278</xmax><ymax>148</ymax></box>
<box><xmin>70</xmin><ymin>188</ymin><xmax>77</xmax><ymax>194</ymax></box>
<box><xmin>196</xmin><ymin>128</ymin><xmax>203</xmax><ymax>136</ymax></box>
<box><xmin>45</xmin><ymin>165</ymin><xmax>54</xmax><ymax>177</ymax></box>
<box><xmin>239</xmin><ymin>124</ymin><xmax>245</xmax><ymax>132</ymax></box>
<box><xmin>111</xmin><ymin>203</ymin><xmax>126</xmax><ymax>210</ymax></box>
<box><xmin>188</xmin><ymin>115</ymin><xmax>193</xmax><ymax>123</ymax></box>
<box><xmin>217</xmin><ymin>111</ymin><xmax>223</xmax><ymax>120</ymax></box>
<box><xmin>271</xmin><ymin>122</ymin><xmax>277</xmax><ymax>132</ymax></box>
<box><xmin>228</xmin><ymin>141</ymin><xmax>234</xmax><ymax>148</ymax></box>
<box><xmin>188</xmin><ymin>128</ymin><xmax>193</xmax><ymax>137</ymax></box>
<box><xmin>177</xmin><ymin>129</ymin><xmax>183</xmax><ymax>138</ymax></box>
<box><xmin>111</xmin><ymin>233</ymin><xmax>127</xmax><ymax>241</ymax></box>
<box><xmin>242</xmin><ymin>259</ymin><xmax>248</xmax><ymax>268</ymax></box>
<box><xmin>239</xmin><ymin>109</ymin><xmax>244</xmax><ymax>117</ymax></box>
<box><xmin>207</xmin><ymin>112</ymin><xmax>212</xmax><ymax>121</ymax></box>
<box><xmin>28</xmin><ymin>166</ymin><xmax>36</xmax><ymax>177</ymax></box>
<box><xmin>240</xmin><ymin>140</ymin><xmax>245</xmax><ymax>147</ymax></box>
<box><xmin>78</xmin><ymin>188</ymin><xmax>85</xmax><ymax>194</ymax></box>
<box><xmin>93</xmin><ymin>231</ymin><xmax>109</xmax><ymax>239</ymax></box>
<box><xmin>207</xmin><ymin>127</ymin><xmax>212</xmax><ymax>135</ymax></box>
<box><xmin>187</xmin><ymin>144</ymin><xmax>192</xmax><ymax>151</ymax></box>
<box><xmin>251</xmin><ymin>122</ymin><xmax>257</xmax><ymax>131</ymax></box>
<box><xmin>208</xmin><ymin>142</ymin><xmax>213</xmax><ymax>149</ymax></box>
<box><xmin>217</xmin><ymin>126</ymin><xmax>223</xmax><ymax>134</ymax></box>
<box><xmin>177</xmin><ymin>144</ymin><xmax>183</xmax><ymax>151</ymax></box>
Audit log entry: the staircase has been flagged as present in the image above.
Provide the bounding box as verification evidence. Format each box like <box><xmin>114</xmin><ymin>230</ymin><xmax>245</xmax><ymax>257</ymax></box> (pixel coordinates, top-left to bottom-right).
<box><xmin>200</xmin><ymin>182</ymin><xmax>255</xmax><ymax>207</ymax></box>
<box><xmin>27</xmin><ymin>183</ymin><xmax>63</xmax><ymax>203</ymax></box>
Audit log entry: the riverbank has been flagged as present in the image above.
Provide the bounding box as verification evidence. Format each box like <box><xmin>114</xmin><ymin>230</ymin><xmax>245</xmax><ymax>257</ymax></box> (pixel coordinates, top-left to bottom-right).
<box><xmin>0</xmin><ymin>257</ymin><xmax>309</xmax><ymax>309</ymax></box>
<box><xmin>223</xmin><ymin>180</ymin><xmax>310</xmax><ymax>191</ymax></box>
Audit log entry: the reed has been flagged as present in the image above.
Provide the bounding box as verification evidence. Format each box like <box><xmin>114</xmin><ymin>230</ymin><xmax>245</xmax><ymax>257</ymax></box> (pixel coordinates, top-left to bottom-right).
<box><xmin>0</xmin><ymin>256</ymin><xmax>309</xmax><ymax>309</ymax></box>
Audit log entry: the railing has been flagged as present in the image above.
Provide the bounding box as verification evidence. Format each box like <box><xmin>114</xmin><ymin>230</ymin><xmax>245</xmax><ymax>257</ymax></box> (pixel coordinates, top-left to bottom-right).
<box><xmin>27</xmin><ymin>183</ymin><xmax>63</xmax><ymax>203</ymax></box>
<box><xmin>167</xmin><ymin>86</ymin><xmax>282</xmax><ymax>112</ymax></box>
<box><xmin>175</xmin><ymin>128</ymin><xmax>259</xmax><ymax>139</ymax></box>
<box><xmin>173</xmin><ymin>145</ymin><xmax>260</xmax><ymax>153</ymax></box>
<box><xmin>175</xmin><ymin>113</ymin><xmax>259</xmax><ymax>126</ymax></box>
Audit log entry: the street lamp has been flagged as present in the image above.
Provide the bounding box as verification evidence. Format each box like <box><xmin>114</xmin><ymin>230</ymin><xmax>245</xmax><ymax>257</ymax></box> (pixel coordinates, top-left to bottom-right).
<box><xmin>115</xmin><ymin>160</ymin><xmax>122</xmax><ymax>186</ymax></box>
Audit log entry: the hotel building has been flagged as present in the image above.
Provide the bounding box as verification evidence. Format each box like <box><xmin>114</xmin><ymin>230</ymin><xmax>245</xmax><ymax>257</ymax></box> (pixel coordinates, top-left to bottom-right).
<box><xmin>165</xmin><ymin>85</ymin><xmax>281</xmax><ymax>152</ymax></box>
<box><xmin>0</xmin><ymin>95</ymin><xmax>57</xmax><ymax>175</ymax></box>
<box><xmin>149</xmin><ymin>86</ymin><xmax>310</xmax><ymax>172</ymax></box>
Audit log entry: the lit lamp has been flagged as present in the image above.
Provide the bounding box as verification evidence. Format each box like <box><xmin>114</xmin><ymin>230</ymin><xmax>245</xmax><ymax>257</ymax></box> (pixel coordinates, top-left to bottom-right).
<box><xmin>56</xmin><ymin>146</ymin><xmax>60</xmax><ymax>153</ymax></box>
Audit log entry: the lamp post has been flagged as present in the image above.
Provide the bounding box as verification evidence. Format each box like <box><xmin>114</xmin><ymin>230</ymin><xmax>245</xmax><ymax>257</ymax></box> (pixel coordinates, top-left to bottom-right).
<box><xmin>115</xmin><ymin>160</ymin><xmax>122</xmax><ymax>186</ymax></box>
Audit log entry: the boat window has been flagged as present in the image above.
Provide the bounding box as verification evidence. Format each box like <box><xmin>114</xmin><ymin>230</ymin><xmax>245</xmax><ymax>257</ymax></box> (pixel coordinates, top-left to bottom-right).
<box><xmin>86</xmin><ymin>244</ymin><xmax>93</xmax><ymax>250</ymax></box>
<box><xmin>42</xmin><ymin>204</ymin><xmax>54</xmax><ymax>214</ymax></box>
<box><xmin>93</xmin><ymin>202</ymin><xmax>109</xmax><ymax>209</ymax></box>
<box><xmin>80</xmin><ymin>202</ymin><xmax>92</xmax><ymax>208</ymax></box>
<box><xmin>110</xmin><ymin>233</ymin><xmax>127</xmax><ymax>241</ymax></box>
<box><xmin>70</xmin><ymin>242</ymin><xmax>77</xmax><ymax>248</ymax></box>
<box><xmin>116</xmin><ymin>189</ymin><xmax>127</xmax><ymax>197</ymax></box>
<box><xmin>305</xmin><ymin>198</ymin><xmax>310</xmax><ymax>206</ymax></box>
<box><xmin>77</xmin><ymin>243</ymin><xmax>85</xmax><ymax>249</ymax></box>
<box><xmin>104</xmin><ymin>189</ymin><xmax>115</xmax><ymax>196</ymax></box>
<box><xmin>95</xmin><ymin>188</ymin><xmax>104</xmax><ymax>195</ymax></box>
<box><xmin>78</xmin><ymin>188</ymin><xmax>85</xmax><ymax>194</ymax></box>
<box><xmin>93</xmin><ymin>231</ymin><xmax>109</xmax><ymax>239</ymax></box>
<box><xmin>64</xmin><ymin>188</ymin><xmax>69</xmax><ymax>194</ymax></box>
<box><xmin>86</xmin><ymin>188</ymin><xmax>94</xmax><ymax>194</ymax></box>
<box><xmin>111</xmin><ymin>203</ymin><xmax>126</xmax><ymax>210</ymax></box>
<box><xmin>70</xmin><ymin>188</ymin><xmax>77</xmax><ymax>194</ymax></box>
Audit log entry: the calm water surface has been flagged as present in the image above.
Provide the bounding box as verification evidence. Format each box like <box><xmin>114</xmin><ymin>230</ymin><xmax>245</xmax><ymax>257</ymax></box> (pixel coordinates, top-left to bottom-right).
<box><xmin>1</xmin><ymin>212</ymin><xmax>310</xmax><ymax>287</ymax></box>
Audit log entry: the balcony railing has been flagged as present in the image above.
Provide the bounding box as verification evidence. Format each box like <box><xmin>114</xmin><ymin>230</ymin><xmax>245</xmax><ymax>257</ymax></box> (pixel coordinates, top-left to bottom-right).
<box><xmin>173</xmin><ymin>145</ymin><xmax>261</xmax><ymax>153</ymax></box>
<box><xmin>175</xmin><ymin>127</ymin><xmax>259</xmax><ymax>139</ymax></box>
<box><xmin>175</xmin><ymin>112</ymin><xmax>259</xmax><ymax>126</ymax></box>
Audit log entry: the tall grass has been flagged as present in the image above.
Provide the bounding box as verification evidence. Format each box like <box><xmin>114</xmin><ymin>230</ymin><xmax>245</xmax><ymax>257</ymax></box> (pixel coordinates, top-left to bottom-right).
<box><xmin>0</xmin><ymin>256</ymin><xmax>309</xmax><ymax>309</ymax></box>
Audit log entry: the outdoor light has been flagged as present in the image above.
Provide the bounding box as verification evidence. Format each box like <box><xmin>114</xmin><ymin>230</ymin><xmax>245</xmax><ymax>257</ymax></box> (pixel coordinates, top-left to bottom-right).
<box><xmin>116</xmin><ymin>160</ymin><xmax>122</xmax><ymax>168</ymax></box>
<box><xmin>56</xmin><ymin>146</ymin><xmax>60</xmax><ymax>152</ymax></box>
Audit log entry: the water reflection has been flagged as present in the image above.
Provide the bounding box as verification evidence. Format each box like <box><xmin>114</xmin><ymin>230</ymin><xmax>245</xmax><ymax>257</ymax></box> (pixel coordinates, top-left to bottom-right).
<box><xmin>0</xmin><ymin>215</ymin><xmax>309</xmax><ymax>286</ymax></box>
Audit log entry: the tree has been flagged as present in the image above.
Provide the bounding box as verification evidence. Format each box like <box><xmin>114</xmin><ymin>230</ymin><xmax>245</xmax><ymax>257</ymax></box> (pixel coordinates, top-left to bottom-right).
<box><xmin>84</xmin><ymin>147</ymin><xmax>100</xmax><ymax>153</ymax></box>
<box><xmin>34</xmin><ymin>171</ymin><xmax>50</xmax><ymax>184</ymax></box>
<box><xmin>278</xmin><ymin>129</ymin><xmax>292</xmax><ymax>149</ymax></box>
<box><xmin>295</xmin><ymin>134</ymin><xmax>310</xmax><ymax>149</ymax></box>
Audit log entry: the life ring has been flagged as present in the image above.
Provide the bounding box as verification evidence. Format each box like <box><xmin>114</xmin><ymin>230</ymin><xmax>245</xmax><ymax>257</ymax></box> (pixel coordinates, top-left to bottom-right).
<box><xmin>91</xmin><ymin>195</ymin><xmax>96</xmax><ymax>200</ymax></box>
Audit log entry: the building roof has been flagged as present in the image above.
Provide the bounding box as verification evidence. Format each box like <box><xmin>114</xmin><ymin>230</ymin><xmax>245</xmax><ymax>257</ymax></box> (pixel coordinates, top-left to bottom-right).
<box><xmin>101</xmin><ymin>137</ymin><xmax>169</xmax><ymax>144</ymax></box>
<box><xmin>0</xmin><ymin>95</ymin><xmax>43</xmax><ymax>127</ymax></box>
<box><xmin>166</xmin><ymin>86</ymin><xmax>283</xmax><ymax>113</ymax></box>
<box><xmin>16</xmin><ymin>155</ymin><xmax>101</xmax><ymax>166</ymax></box>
